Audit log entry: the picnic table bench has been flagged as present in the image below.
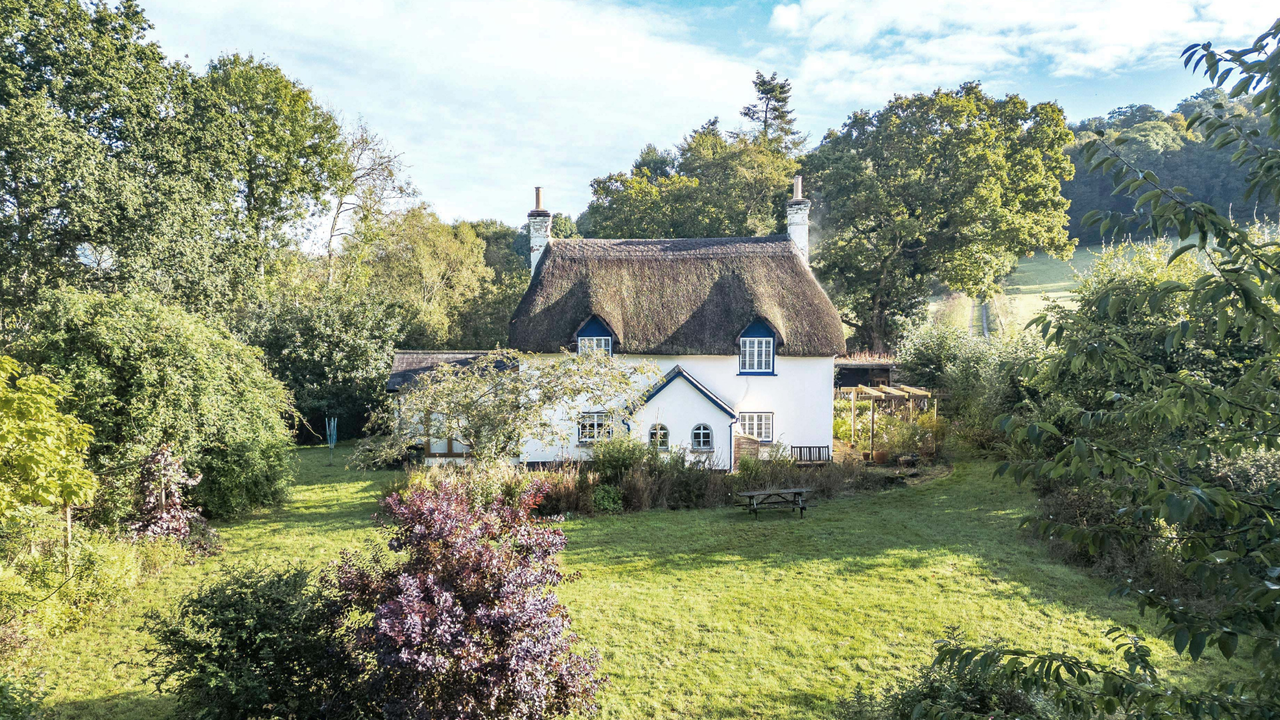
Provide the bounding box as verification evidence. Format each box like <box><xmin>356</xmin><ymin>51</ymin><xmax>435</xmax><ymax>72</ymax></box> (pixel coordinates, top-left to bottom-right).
<box><xmin>736</xmin><ymin>487</ymin><xmax>811</xmax><ymax>519</ymax></box>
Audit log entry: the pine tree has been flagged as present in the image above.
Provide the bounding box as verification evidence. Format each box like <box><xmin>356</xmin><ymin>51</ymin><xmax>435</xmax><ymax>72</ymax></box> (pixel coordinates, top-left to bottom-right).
<box><xmin>741</xmin><ymin>71</ymin><xmax>801</xmax><ymax>152</ymax></box>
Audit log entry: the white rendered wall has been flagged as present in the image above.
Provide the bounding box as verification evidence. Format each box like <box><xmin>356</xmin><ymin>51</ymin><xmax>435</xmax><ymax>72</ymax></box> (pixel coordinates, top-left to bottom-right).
<box><xmin>519</xmin><ymin>354</ymin><xmax>835</xmax><ymax>469</ymax></box>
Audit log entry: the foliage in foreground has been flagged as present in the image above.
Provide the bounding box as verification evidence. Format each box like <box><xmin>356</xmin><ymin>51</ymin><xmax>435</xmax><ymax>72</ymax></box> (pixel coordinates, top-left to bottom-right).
<box><xmin>146</xmin><ymin>475</ymin><xmax>601</xmax><ymax>720</ymax></box>
<box><xmin>143</xmin><ymin>564</ymin><xmax>357</xmax><ymax>720</ymax></box>
<box><xmin>837</xmin><ymin>630</ymin><xmax>1058</xmax><ymax>720</ymax></box>
<box><xmin>13</xmin><ymin>290</ymin><xmax>295</xmax><ymax>520</ymax></box>
<box><xmin>932</xmin><ymin>19</ymin><xmax>1280</xmax><ymax>720</ymax></box>
<box><xmin>0</xmin><ymin>356</ymin><xmax>94</xmax><ymax>530</ymax></box>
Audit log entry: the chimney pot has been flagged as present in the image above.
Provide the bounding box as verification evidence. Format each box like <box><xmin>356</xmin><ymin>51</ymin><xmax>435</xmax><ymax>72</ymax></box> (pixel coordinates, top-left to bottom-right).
<box><xmin>786</xmin><ymin>177</ymin><xmax>812</xmax><ymax>265</ymax></box>
<box><xmin>528</xmin><ymin>186</ymin><xmax>553</xmax><ymax>271</ymax></box>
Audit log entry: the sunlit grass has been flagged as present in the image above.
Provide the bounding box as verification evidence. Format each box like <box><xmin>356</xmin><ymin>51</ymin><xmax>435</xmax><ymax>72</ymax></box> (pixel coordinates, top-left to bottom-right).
<box><xmin>32</xmin><ymin>451</ymin><xmax>1230</xmax><ymax>719</ymax></box>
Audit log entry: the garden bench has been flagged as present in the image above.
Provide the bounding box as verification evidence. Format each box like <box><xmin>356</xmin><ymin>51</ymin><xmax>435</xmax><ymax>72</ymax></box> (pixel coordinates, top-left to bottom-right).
<box><xmin>736</xmin><ymin>488</ymin><xmax>811</xmax><ymax>519</ymax></box>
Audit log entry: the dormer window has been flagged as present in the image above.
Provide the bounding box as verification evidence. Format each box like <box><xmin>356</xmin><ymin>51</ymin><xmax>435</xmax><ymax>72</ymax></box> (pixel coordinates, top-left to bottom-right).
<box><xmin>575</xmin><ymin>316</ymin><xmax>615</xmax><ymax>356</ymax></box>
<box><xmin>738</xmin><ymin>319</ymin><xmax>776</xmax><ymax>374</ymax></box>
<box><xmin>578</xmin><ymin>336</ymin><xmax>612</xmax><ymax>355</ymax></box>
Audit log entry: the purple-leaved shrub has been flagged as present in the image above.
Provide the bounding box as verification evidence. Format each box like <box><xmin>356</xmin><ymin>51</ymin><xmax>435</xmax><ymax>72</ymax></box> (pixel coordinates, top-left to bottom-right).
<box><xmin>331</xmin><ymin>477</ymin><xmax>602</xmax><ymax>720</ymax></box>
<box><xmin>131</xmin><ymin>444</ymin><xmax>215</xmax><ymax>547</ymax></box>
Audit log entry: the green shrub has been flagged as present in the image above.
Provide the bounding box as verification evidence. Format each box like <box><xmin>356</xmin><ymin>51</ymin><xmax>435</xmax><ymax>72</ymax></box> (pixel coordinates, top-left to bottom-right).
<box><xmin>0</xmin><ymin>672</ymin><xmax>45</xmax><ymax>720</ymax></box>
<box><xmin>835</xmin><ymin>630</ymin><xmax>1057</xmax><ymax>720</ymax></box>
<box><xmin>589</xmin><ymin>435</ymin><xmax>654</xmax><ymax>486</ymax></box>
<box><xmin>0</xmin><ymin>508</ymin><xmax>184</xmax><ymax>642</ymax></box>
<box><xmin>619</xmin><ymin>464</ymin><xmax>662</xmax><ymax>511</ymax></box>
<box><xmin>896</xmin><ymin>322</ymin><xmax>1043</xmax><ymax>453</ymax></box>
<box><xmin>897</xmin><ymin>323</ymin><xmax>977</xmax><ymax>390</ymax></box>
<box><xmin>237</xmin><ymin>285</ymin><xmax>401</xmax><ymax>443</ymax></box>
<box><xmin>14</xmin><ymin>290</ymin><xmax>296</xmax><ymax>520</ymax></box>
<box><xmin>834</xmin><ymin>398</ymin><xmax>853</xmax><ymax>444</ymax></box>
<box><xmin>591</xmin><ymin>484</ymin><xmax>623</xmax><ymax>514</ymax></box>
<box><xmin>883</xmin><ymin>416</ymin><xmax>928</xmax><ymax>457</ymax></box>
<box><xmin>143</xmin><ymin>564</ymin><xmax>358</xmax><ymax>720</ymax></box>
<box><xmin>391</xmin><ymin>462</ymin><xmax>530</xmax><ymax>509</ymax></box>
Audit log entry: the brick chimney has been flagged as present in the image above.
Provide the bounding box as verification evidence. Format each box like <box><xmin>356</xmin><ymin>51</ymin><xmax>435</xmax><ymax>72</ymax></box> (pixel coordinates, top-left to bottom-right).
<box><xmin>786</xmin><ymin>175</ymin><xmax>811</xmax><ymax>264</ymax></box>
<box><xmin>528</xmin><ymin>186</ymin><xmax>552</xmax><ymax>272</ymax></box>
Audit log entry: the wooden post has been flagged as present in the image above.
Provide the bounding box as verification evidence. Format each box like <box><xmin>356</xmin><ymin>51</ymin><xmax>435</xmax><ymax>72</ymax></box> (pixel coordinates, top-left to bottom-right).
<box><xmin>870</xmin><ymin>400</ymin><xmax>877</xmax><ymax>457</ymax></box>
<box><xmin>850</xmin><ymin>388</ymin><xmax>858</xmax><ymax>449</ymax></box>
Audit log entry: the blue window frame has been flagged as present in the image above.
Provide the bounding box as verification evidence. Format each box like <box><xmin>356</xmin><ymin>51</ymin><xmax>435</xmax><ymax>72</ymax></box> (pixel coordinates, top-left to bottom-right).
<box><xmin>576</xmin><ymin>316</ymin><xmax>614</xmax><ymax>356</ymax></box>
<box><xmin>738</xmin><ymin>320</ymin><xmax>776</xmax><ymax>375</ymax></box>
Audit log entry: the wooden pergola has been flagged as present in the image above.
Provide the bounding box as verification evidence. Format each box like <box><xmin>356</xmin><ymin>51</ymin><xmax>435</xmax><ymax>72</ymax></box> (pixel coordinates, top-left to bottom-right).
<box><xmin>845</xmin><ymin>384</ymin><xmax>935</xmax><ymax>457</ymax></box>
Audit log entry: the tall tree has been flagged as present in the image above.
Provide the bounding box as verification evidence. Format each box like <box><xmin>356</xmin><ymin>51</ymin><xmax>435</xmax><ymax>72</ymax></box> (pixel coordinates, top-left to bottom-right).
<box><xmin>806</xmin><ymin>83</ymin><xmax>1075</xmax><ymax>352</ymax></box>
<box><xmin>584</xmin><ymin>72</ymin><xmax>801</xmax><ymax>241</ymax></box>
<box><xmin>740</xmin><ymin>71</ymin><xmax>802</xmax><ymax>153</ymax></box>
<box><xmin>934</xmin><ymin>19</ymin><xmax>1280</xmax><ymax>720</ymax></box>
<box><xmin>203</xmin><ymin>53</ymin><xmax>347</xmax><ymax>276</ymax></box>
<box><xmin>0</xmin><ymin>1</ymin><xmax>350</xmax><ymax>326</ymax></box>
<box><xmin>340</xmin><ymin>204</ymin><xmax>493</xmax><ymax>349</ymax></box>
<box><xmin>322</xmin><ymin>120</ymin><xmax>415</xmax><ymax>284</ymax></box>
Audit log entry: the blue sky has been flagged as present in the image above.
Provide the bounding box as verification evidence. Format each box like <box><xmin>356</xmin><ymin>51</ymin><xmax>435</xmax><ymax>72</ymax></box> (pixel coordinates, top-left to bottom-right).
<box><xmin>141</xmin><ymin>0</ymin><xmax>1272</xmax><ymax>229</ymax></box>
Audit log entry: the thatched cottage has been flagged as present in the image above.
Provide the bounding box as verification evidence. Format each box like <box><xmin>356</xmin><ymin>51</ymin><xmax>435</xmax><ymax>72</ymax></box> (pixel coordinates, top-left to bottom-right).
<box><xmin>389</xmin><ymin>179</ymin><xmax>845</xmax><ymax>468</ymax></box>
<box><xmin>507</xmin><ymin>178</ymin><xmax>844</xmax><ymax>469</ymax></box>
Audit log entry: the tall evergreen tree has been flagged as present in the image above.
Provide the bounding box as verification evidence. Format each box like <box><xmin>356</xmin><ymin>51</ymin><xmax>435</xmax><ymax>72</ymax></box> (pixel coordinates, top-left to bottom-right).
<box><xmin>740</xmin><ymin>71</ymin><xmax>802</xmax><ymax>153</ymax></box>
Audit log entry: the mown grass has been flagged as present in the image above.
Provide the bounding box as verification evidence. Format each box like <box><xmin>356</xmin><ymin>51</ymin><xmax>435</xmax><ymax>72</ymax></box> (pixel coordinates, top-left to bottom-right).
<box><xmin>30</xmin><ymin>447</ymin><xmax>396</xmax><ymax>719</ymax></box>
<box><xmin>32</xmin><ymin>450</ymin><xmax>1228</xmax><ymax>719</ymax></box>
<box><xmin>930</xmin><ymin>243</ymin><xmax>1111</xmax><ymax>333</ymax></box>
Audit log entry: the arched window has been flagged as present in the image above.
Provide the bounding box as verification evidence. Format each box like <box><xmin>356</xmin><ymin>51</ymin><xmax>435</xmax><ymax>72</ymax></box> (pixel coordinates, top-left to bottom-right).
<box><xmin>649</xmin><ymin>424</ymin><xmax>669</xmax><ymax>450</ymax></box>
<box><xmin>691</xmin><ymin>423</ymin><xmax>713</xmax><ymax>451</ymax></box>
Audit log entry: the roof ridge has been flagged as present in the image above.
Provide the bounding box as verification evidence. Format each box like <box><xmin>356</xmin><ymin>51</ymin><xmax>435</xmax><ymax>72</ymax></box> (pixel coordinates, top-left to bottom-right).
<box><xmin>556</xmin><ymin>234</ymin><xmax>788</xmax><ymax>243</ymax></box>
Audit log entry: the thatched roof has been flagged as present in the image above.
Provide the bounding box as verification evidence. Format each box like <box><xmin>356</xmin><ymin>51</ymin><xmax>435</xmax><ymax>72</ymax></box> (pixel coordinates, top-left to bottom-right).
<box><xmin>508</xmin><ymin>236</ymin><xmax>845</xmax><ymax>356</ymax></box>
<box><xmin>387</xmin><ymin>351</ymin><xmax>493</xmax><ymax>391</ymax></box>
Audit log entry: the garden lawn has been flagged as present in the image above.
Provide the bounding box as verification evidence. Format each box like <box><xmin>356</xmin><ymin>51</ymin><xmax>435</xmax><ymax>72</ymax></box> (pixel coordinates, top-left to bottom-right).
<box><xmin>34</xmin><ymin>451</ymin><xmax>1226</xmax><ymax>719</ymax></box>
<box><xmin>31</xmin><ymin>447</ymin><xmax>397</xmax><ymax>719</ymax></box>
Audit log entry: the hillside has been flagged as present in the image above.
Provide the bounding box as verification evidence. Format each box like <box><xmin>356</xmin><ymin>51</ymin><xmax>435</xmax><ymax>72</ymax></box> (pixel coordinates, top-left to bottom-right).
<box><xmin>930</xmin><ymin>242</ymin><xmax>1124</xmax><ymax>334</ymax></box>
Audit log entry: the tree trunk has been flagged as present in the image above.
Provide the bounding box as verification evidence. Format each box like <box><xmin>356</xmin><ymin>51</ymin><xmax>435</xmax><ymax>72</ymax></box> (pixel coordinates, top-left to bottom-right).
<box><xmin>64</xmin><ymin>504</ymin><xmax>73</xmax><ymax>578</ymax></box>
<box><xmin>326</xmin><ymin>198</ymin><xmax>346</xmax><ymax>286</ymax></box>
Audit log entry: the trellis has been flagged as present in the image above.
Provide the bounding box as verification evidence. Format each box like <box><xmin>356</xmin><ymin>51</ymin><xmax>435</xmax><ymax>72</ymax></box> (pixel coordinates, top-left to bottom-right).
<box><xmin>846</xmin><ymin>384</ymin><xmax>935</xmax><ymax>458</ymax></box>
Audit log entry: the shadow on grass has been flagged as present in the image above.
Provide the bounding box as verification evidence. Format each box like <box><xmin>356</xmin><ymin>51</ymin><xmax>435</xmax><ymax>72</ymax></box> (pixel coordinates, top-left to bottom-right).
<box><xmin>49</xmin><ymin>691</ymin><xmax>175</xmax><ymax>720</ymax></box>
<box><xmin>559</xmin><ymin>462</ymin><xmax>1104</xmax><ymax>610</ymax></box>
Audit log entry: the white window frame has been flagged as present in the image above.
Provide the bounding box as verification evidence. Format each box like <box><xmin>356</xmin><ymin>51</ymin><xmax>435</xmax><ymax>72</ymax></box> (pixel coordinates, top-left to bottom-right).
<box><xmin>649</xmin><ymin>424</ymin><xmax>669</xmax><ymax>450</ymax></box>
<box><xmin>738</xmin><ymin>337</ymin><xmax>774</xmax><ymax>373</ymax></box>
<box><xmin>577</xmin><ymin>336</ymin><xmax>612</xmax><ymax>355</ymax></box>
<box><xmin>578</xmin><ymin>412</ymin><xmax>610</xmax><ymax>444</ymax></box>
<box><xmin>691</xmin><ymin>423</ymin><xmax>713</xmax><ymax>451</ymax></box>
<box><xmin>739</xmin><ymin>412</ymin><xmax>774</xmax><ymax>443</ymax></box>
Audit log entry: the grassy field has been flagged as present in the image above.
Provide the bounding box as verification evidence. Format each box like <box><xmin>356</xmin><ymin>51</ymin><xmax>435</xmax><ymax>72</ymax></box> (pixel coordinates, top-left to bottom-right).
<box><xmin>31</xmin><ymin>448</ymin><xmax>1227</xmax><ymax>719</ymax></box>
<box><xmin>930</xmin><ymin>242</ymin><xmax>1111</xmax><ymax>333</ymax></box>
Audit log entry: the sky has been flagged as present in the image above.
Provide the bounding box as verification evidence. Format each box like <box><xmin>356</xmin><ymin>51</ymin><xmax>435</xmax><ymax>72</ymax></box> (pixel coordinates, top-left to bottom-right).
<box><xmin>141</xmin><ymin>0</ymin><xmax>1277</xmax><ymax>227</ymax></box>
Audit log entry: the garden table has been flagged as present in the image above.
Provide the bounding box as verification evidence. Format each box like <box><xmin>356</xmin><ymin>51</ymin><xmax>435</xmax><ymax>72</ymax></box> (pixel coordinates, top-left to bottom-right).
<box><xmin>736</xmin><ymin>487</ymin><xmax>811</xmax><ymax>519</ymax></box>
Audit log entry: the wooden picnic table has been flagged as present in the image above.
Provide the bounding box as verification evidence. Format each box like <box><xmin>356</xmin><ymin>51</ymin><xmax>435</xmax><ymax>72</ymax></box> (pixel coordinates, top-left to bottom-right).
<box><xmin>736</xmin><ymin>487</ymin><xmax>811</xmax><ymax>519</ymax></box>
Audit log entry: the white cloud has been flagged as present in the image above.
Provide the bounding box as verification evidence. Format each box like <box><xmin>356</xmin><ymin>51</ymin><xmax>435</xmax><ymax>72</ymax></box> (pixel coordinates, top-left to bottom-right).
<box><xmin>144</xmin><ymin>0</ymin><xmax>759</xmax><ymax>225</ymax></box>
<box><xmin>770</xmin><ymin>0</ymin><xmax>1276</xmax><ymax>108</ymax></box>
